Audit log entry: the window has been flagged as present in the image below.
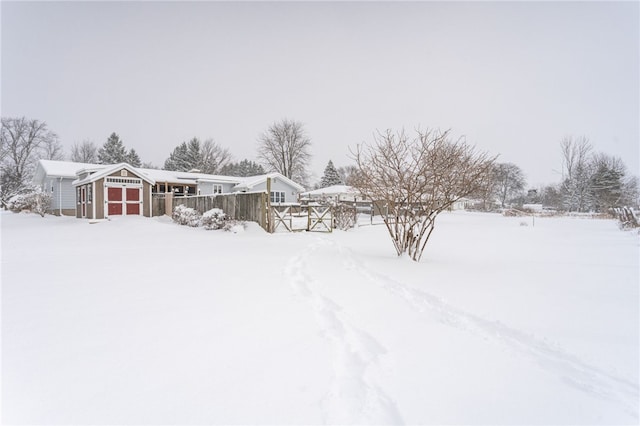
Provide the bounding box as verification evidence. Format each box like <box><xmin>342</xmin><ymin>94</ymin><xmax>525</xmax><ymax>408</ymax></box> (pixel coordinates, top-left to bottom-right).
<box><xmin>213</xmin><ymin>184</ymin><xmax>223</xmax><ymax>194</ymax></box>
<box><xmin>76</xmin><ymin>187</ymin><xmax>81</xmax><ymax>204</ymax></box>
<box><xmin>87</xmin><ymin>185</ymin><xmax>93</xmax><ymax>203</ymax></box>
<box><xmin>270</xmin><ymin>191</ymin><xmax>285</xmax><ymax>203</ymax></box>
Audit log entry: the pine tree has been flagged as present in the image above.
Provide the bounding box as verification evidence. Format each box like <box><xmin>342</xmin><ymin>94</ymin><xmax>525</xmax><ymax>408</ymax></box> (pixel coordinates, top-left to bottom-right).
<box><xmin>163</xmin><ymin>142</ymin><xmax>191</xmax><ymax>171</ymax></box>
<box><xmin>320</xmin><ymin>160</ymin><xmax>343</xmax><ymax>187</ymax></box>
<box><xmin>220</xmin><ymin>159</ymin><xmax>265</xmax><ymax>177</ymax></box>
<box><xmin>186</xmin><ymin>138</ymin><xmax>201</xmax><ymax>170</ymax></box>
<box><xmin>97</xmin><ymin>133</ymin><xmax>129</xmax><ymax>164</ymax></box>
<box><xmin>127</xmin><ymin>148</ymin><xmax>142</xmax><ymax>167</ymax></box>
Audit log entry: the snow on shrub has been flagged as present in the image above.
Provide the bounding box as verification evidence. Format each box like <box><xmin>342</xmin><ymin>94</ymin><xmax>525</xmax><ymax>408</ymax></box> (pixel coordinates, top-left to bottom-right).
<box><xmin>201</xmin><ymin>208</ymin><xmax>226</xmax><ymax>230</ymax></box>
<box><xmin>172</xmin><ymin>204</ymin><xmax>201</xmax><ymax>227</ymax></box>
<box><xmin>222</xmin><ymin>220</ymin><xmax>246</xmax><ymax>233</ymax></box>
<box><xmin>7</xmin><ymin>190</ymin><xmax>52</xmax><ymax>217</ymax></box>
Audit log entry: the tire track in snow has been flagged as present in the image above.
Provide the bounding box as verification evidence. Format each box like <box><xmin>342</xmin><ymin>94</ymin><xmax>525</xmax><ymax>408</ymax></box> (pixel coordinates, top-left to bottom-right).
<box><xmin>285</xmin><ymin>239</ymin><xmax>404</xmax><ymax>425</ymax></box>
<box><xmin>330</xmin><ymin>241</ymin><xmax>639</xmax><ymax>419</ymax></box>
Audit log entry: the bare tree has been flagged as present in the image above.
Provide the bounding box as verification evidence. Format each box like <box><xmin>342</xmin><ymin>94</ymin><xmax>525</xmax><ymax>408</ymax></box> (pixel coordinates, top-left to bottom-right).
<box><xmin>337</xmin><ymin>165</ymin><xmax>360</xmax><ymax>186</ymax></box>
<box><xmin>493</xmin><ymin>162</ymin><xmax>526</xmax><ymax>208</ymax></box>
<box><xmin>71</xmin><ymin>140</ymin><xmax>98</xmax><ymax>163</ymax></box>
<box><xmin>257</xmin><ymin>119</ymin><xmax>311</xmax><ymax>185</ymax></box>
<box><xmin>352</xmin><ymin>128</ymin><xmax>494</xmax><ymax>261</ymax></box>
<box><xmin>1</xmin><ymin>117</ymin><xmax>59</xmax><ymax>206</ymax></box>
<box><xmin>200</xmin><ymin>139</ymin><xmax>232</xmax><ymax>174</ymax></box>
<box><xmin>560</xmin><ymin>136</ymin><xmax>593</xmax><ymax>212</ymax></box>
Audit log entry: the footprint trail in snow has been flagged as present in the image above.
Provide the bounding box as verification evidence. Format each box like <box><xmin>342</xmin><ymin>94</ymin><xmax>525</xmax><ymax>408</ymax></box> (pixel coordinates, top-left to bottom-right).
<box><xmin>285</xmin><ymin>239</ymin><xmax>404</xmax><ymax>425</ymax></box>
<box><xmin>329</xmin><ymin>239</ymin><xmax>639</xmax><ymax>419</ymax></box>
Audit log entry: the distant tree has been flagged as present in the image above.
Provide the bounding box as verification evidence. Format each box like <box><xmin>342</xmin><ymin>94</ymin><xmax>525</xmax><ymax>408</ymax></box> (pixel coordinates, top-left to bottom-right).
<box><xmin>141</xmin><ymin>161</ymin><xmax>159</xmax><ymax>170</ymax></box>
<box><xmin>164</xmin><ymin>141</ymin><xmax>190</xmax><ymax>171</ymax></box>
<box><xmin>41</xmin><ymin>137</ymin><xmax>65</xmax><ymax>161</ymax></box>
<box><xmin>621</xmin><ymin>175</ymin><xmax>639</xmax><ymax>208</ymax></box>
<box><xmin>0</xmin><ymin>117</ymin><xmax>59</xmax><ymax>207</ymax></box>
<box><xmin>319</xmin><ymin>160</ymin><xmax>343</xmax><ymax>188</ymax></box>
<box><xmin>164</xmin><ymin>137</ymin><xmax>231</xmax><ymax>173</ymax></box>
<box><xmin>337</xmin><ymin>165</ymin><xmax>360</xmax><ymax>186</ymax></box>
<box><xmin>97</xmin><ymin>133</ymin><xmax>129</xmax><ymax>164</ymax></box>
<box><xmin>126</xmin><ymin>148</ymin><xmax>142</xmax><ymax>167</ymax></box>
<box><xmin>71</xmin><ymin>140</ymin><xmax>98</xmax><ymax>163</ymax></box>
<box><xmin>559</xmin><ymin>136</ymin><xmax>593</xmax><ymax>212</ymax></box>
<box><xmin>352</xmin><ymin>128</ymin><xmax>494</xmax><ymax>261</ymax></box>
<box><xmin>199</xmin><ymin>139</ymin><xmax>232</xmax><ymax>174</ymax></box>
<box><xmin>257</xmin><ymin>119</ymin><xmax>311</xmax><ymax>185</ymax></box>
<box><xmin>540</xmin><ymin>184</ymin><xmax>563</xmax><ymax>210</ymax></box>
<box><xmin>492</xmin><ymin>162</ymin><xmax>526</xmax><ymax>208</ymax></box>
<box><xmin>219</xmin><ymin>159</ymin><xmax>265</xmax><ymax>177</ymax></box>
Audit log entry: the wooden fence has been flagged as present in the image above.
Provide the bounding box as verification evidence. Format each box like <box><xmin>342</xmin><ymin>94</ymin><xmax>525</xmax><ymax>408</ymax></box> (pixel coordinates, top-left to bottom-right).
<box><xmin>153</xmin><ymin>192</ymin><xmax>270</xmax><ymax>232</ymax></box>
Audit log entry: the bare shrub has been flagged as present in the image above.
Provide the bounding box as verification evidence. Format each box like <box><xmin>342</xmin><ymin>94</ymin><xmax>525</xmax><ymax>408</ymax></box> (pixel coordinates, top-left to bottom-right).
<box><xmin>333</xmin><ymin>203</ymin><xmax>357</xmax><ymax>230</ymax></box>
<box><xmin>352</xmin><ymin>128</ymin><xmax>494</xmax><ymax>261</ymax></box>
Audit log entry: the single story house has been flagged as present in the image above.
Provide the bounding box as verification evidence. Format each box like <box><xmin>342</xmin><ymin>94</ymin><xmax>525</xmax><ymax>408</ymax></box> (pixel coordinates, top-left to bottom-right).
<box><xmin>33</xmin><ymin>160</ymin><xmax>305</xmax><ymax>219</ymax></box>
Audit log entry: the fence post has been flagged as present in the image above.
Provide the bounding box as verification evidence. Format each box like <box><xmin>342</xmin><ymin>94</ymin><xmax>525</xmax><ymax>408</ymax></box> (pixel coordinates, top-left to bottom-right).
<box><xmin>164</xmin><ymin>192</ymin><xmax>173</xmax><ymax>216</ymax></box>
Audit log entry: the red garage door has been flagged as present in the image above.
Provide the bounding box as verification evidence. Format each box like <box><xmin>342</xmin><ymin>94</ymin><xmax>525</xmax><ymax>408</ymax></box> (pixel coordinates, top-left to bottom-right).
<box><xmin>107</xmin><ymin>187</ymin><xmax>141</xmax><ymax>216</ymax></box>
<box><xmin>126</xmin><ymin>188</ymin><xmax>140</xmax><ymax>215</ymax></box>
<box><xmin>107</xmin><ymin>187</ymin><xmax>123</xmax><ymax>215</ymax></box>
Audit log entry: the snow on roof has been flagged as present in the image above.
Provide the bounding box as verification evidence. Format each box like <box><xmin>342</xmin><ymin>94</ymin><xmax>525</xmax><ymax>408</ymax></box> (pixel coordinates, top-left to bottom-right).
<box><xmin>301</xmin><ymin>185</ymin><xmax>358</xmax><ymax>196</ymax></box>
<box><xmin>35</xmin><ymin>159</ymin><xmax>104</xmax><ymax>179</ymax></box>
<box><xmin>73</xmin><ymin>163</ymin><xmax>156</xmax><ymax>186</ymax></box>
<box><xmin>136</xmin><ymin>168</ymin><xmax>242</xmax><ymax>185</ymax></box>
<box><xmin>232</xmin><ymin>173</ymin><xmax>305</xmax><ymax>192</ymax></box>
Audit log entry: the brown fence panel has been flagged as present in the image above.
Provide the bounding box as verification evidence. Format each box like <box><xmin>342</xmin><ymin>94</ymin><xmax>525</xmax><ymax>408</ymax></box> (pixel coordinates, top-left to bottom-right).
<box><xmin>159</xmin><ymin>192</ymin><xmax>269</xmax><ymax>231</ymax></box>
<box><xmin>152</xmin><ymin>194</ymin><xmax>166</xmax><ymax>216</ymax></box>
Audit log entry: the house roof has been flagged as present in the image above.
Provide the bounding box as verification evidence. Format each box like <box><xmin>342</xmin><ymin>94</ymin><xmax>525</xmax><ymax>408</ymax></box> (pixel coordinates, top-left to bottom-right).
<box><xmin>73</xmin><ymin>163</ymin><xmax>156</xmax><ymax>186</ymax></box>
<box><xmin>34</xmin><ymin>159</ymin><xmax>103</xmax><ymax>181</ymax></box>
<box><xmin>232</xmin><ymin>173</ymin><xmax>305</xmax><ymax>192</ymax></box>
<box><xmin>301</xmin><ymin>185</ymin><xmax>358</xmax><ymax>196</ymax></box>
<box><xmin>137</xmin><ymin>168</ymin><xmax>242</xmax><ymax>185</ymax></box>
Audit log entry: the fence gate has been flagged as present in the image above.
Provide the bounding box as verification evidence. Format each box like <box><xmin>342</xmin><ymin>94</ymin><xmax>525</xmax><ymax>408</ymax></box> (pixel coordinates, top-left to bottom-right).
<box><xmin>270</xmin><ymin>205</ymin><xmax>332</xmax><ymax>233</ymax></box>
<box><xmin>307</xmin><ymin>206</ymin><xmax>332</xmax><ymax>232</ymax></box>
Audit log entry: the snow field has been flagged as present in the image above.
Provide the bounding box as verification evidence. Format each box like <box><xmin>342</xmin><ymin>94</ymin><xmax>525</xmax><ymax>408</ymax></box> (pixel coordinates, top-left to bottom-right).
<box><xmin>1</xmin><ymin>211</ymin><xmax>638</xmax><ymax>424</ymax></box>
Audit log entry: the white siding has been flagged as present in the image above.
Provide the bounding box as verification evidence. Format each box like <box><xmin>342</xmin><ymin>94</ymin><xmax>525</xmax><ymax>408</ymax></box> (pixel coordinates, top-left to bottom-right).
<box><xmin>253</xmin><ymin>178</ymin><xmax>300</xmax><ymax>203</ymax></box>
<box><xmin>197</xmin><ymin>182</ymin><xmax>236</xmax><ymax>195</ymax></box>
<box><xmin>48</xmin><ymin>178</ymin><xmax>77</xmax><ymax>210</ymax></box>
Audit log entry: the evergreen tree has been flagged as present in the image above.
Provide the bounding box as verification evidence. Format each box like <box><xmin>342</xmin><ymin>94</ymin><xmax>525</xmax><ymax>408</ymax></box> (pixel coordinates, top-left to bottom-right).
<box><xmin>590</xmin><ymin>154</ymin><xmax>625</xmax><ymax>211</ymax></box>
<box><xmin>186</xmin><ymin>138</ymin><xmax>201</xmax><ymax>170</ymax></box>
<box><xmin>97</xmin><ymin>133</ymin><xmax>129</xmax><ymax>164</ymax></box>
<box><xmin>320</xmin><ymin>160</ymin><xmax>343</xmax><ymax>187</ymax></box>
<box><xmin>219</xmin><ymin>159</ymin><xmax>265</xmax><ymax>177</ymax></box>
<box><xmin>163</xmin><ymin>142</ymin><xmax>191</xmax><ymax>171</ymax></box>
<box><xmin>126</xmin><ymin>148</ymin><xmax>142</xmax><ymax>167</ymax></box>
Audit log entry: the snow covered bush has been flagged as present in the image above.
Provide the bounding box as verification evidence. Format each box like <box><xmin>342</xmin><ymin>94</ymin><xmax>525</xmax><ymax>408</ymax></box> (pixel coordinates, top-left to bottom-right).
<box><xmin>222</xmin><ymin>220</ymin><xmax>246</xmax><ymax>233</ymax></box>
<box><xmin>201</xmin><ymin>208</ymin><xmax>226</xmax><ymax>230</ymax></box>
<box><xmin>7</xmin><ymin>189</ymin><xmax>52</xmax><ymax>217</ymax></box>
<box><xmin>172</xmin><ymin>204</ymin><xmax>201</xmax><ymax>227</ymax></box>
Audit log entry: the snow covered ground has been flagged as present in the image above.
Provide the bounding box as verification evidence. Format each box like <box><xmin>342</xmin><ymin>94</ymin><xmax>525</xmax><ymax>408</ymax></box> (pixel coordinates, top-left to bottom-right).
<box><xmin>1</xmin><ymin>210</ymin><xmax>638</xmax><ymax>424</ymax></box>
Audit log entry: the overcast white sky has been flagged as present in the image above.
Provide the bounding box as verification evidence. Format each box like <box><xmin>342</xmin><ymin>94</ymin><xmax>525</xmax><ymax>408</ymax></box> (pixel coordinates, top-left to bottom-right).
<box><xmin>2</xmin><ymin>1</ymin><xmax>638</xmax><ymax>186</ymax></box>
